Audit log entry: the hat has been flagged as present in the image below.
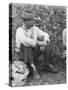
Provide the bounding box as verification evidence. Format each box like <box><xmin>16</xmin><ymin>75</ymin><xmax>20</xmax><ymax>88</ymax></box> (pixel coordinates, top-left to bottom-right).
<box><xmin>24</xmin><ymin>20</ymin><xmax>35</xmax><ymax>26</ymax></box>
<box><xmin>20</xmin><ymin>11</ymin><xmax>41</xmax><ymax>22</ymax></box>
<box><xmin>20</xmin><ymin>11</ymin><xmax>34</xmax><ymax>20</ymax></box>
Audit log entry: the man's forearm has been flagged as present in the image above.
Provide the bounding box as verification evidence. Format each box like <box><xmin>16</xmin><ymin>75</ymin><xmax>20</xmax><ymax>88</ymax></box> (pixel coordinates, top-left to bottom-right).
<box><xmin>24</xmin><ymin>42</ymin><xmax>36</xmax><ymax>47</ymax></box>
<box><xmin>22</xmin><ymin>36</ymin><xmax>37</xmax><ymax>47</ymax></box>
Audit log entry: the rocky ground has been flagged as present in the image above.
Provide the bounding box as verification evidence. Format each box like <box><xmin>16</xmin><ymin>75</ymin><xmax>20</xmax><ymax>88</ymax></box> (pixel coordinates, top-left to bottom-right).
<box><xmin>9</xmin><ymin>60</ymin><xmax>66</xmax><ymax>87</ymax></box>
<box><xmin>25</xmin><ymin>70</ymin><xmax>66</xmax><ymax>86</ymax></box>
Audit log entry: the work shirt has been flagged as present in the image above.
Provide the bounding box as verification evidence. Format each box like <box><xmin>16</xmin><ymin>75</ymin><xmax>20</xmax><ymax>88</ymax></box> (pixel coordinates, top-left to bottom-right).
<box><xmin>15</xmin><ymin>25</ymin><xmax>49</xmax><ymax>52</ymax></box>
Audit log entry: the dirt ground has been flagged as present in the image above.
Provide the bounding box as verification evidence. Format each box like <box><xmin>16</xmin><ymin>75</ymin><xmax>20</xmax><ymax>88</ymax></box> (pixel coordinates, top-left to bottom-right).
<box><xmin>25</xmin><ymin>70</ymin><xmax>66</xmax><ymax>86</ymax></box>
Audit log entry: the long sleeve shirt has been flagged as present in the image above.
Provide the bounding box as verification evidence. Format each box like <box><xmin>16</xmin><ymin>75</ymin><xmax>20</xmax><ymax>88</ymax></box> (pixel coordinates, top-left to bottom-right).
<box><xmin>29</xmin><ymin>26</ymin><xmax>50</xmax><ymax>44</ymax></box>
<box><xmin>16</xmin><ymin>27</ymin><xmax>37</xmax><ymax>49</ymax></box>
<box><xmin>15</xmin><ymin>25</ymin><xmax>50</xmax><ymax>50</ymax></box>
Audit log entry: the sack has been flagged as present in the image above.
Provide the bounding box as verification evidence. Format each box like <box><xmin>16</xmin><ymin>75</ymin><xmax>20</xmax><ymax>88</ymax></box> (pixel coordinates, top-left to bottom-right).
<box><xmin>12</xmin><ymin>61</ymin><xmax>29</xmax><ymax>86</ymax></box>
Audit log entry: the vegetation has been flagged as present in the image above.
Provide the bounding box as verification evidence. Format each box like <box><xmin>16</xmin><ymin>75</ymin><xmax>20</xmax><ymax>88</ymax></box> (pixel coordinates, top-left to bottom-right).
<box><xmin>10</xmin><ymin>3</ymin><xmax>66</xmax><ymax>71</ymax></box>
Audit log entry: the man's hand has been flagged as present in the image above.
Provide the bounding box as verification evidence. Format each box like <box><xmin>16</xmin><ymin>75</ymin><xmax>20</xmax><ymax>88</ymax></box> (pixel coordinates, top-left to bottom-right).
<box><xmin>37</xmin><ymin>41</ymin><xmax>47</xmax><ymax>46</ymax></box>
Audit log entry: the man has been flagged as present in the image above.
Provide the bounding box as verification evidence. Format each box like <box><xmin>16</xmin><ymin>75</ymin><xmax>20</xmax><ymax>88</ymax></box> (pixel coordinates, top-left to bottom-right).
<box><xmin>15</xmin><ymin>18</ymin><xmax>50</xmax><ymax>79</ymax></box>
<box><xmin>62</xmin><ymin>28</ymin><xmax>66</xmax><ymax>58</ymax></box>
<box><xmin>15</xmin><ymin>20</ymin><xmax>37</xmax><ymax>73</ymax></box>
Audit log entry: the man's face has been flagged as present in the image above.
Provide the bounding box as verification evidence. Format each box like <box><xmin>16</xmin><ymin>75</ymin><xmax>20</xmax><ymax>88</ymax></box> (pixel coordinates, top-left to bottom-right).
<box><xmin>24</xmin><ymin>21</ymin><xmax>34</xmax><ymax>30</ymax></box>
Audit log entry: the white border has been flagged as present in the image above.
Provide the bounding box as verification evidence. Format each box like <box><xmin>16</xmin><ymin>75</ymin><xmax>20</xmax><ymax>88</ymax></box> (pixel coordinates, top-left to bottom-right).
<box><xmin>0</xmin><ymin>0</ymin><xmax>68</xmax><ymax>90</ymax></box>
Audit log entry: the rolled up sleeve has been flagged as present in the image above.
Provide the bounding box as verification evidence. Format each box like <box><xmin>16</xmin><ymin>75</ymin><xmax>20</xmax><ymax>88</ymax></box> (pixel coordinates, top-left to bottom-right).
<box><xmin>22</xmin><ymin>36</ymin><xmax>37</xmax><ymax>47</ymax></box>
<box><xmin>18</xmin><ymin>30</ymin><xmax>37</xmax><ymax>47</ymax></box>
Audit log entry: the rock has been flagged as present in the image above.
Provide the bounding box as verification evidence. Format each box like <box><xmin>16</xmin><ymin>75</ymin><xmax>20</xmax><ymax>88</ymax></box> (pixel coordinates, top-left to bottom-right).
<box><xmin>12</xmin><ymin>61</ymin><xmax>29</xmax><ymax>86</ymax></box>
<box><xmin>62</xmin><ymin>29</ymin><xmax>66</xmax><ymax>47</ymax></box>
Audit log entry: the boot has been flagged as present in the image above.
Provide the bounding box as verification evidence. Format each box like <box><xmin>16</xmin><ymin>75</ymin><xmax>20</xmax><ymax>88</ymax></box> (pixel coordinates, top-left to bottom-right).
<box><xmin>33</xmin><ymin>70</ymin><xmax>40</xmax><ymax>80</ymax></box>
<box><xmin>31</xmin><ymin>64</ymin><xmax>40</xmax><ymax>79</ymax></box>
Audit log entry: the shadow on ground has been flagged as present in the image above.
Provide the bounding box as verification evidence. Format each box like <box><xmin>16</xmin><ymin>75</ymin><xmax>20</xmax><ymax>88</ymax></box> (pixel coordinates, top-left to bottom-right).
<box><xmin>25</xmin><ymin>70</ymin><xmax>66</xmax><ymax>86</ymax></box>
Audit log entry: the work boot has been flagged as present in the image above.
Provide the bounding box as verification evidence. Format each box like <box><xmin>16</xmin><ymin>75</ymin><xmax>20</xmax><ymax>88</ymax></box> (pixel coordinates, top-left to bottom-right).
<box><xmin>31</xmin><ymin>64</ymin><xmax>40</xmax><ymax>79</ymax></box>
<box><xmin>33</xmin><ymin>70</ymin><xmax>40</xmax><ymax>80</ymax></box>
